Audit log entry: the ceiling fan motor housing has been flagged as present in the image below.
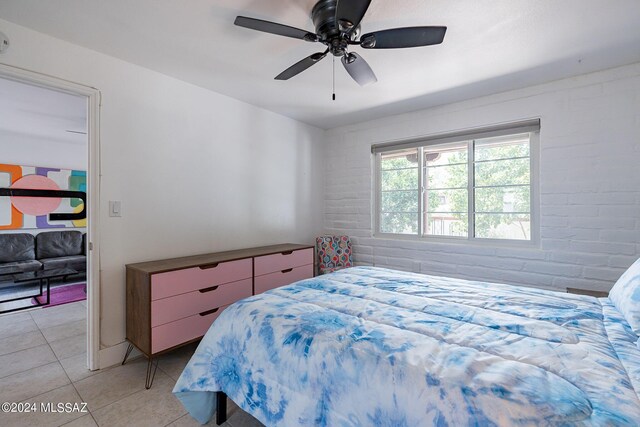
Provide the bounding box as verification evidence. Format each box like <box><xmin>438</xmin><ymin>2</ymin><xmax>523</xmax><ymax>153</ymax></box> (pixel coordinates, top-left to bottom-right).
<box><xmin>312</xmin><ymin>0</ymin><xmax>359</xmax><ymax>56</ymax></box>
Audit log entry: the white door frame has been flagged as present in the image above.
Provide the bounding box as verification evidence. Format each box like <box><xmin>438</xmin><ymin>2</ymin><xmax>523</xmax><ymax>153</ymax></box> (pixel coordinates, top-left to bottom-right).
<box><xmin>0</xmin><ymin>63</ymin><xmax>101</xmax><ymax>370</ymax></box>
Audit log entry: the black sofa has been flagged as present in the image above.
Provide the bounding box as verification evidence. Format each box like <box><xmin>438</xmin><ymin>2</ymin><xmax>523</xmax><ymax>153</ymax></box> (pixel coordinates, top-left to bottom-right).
<box><xmin>0</xmin><ymin>231</ymin><xmax>86</xmax><ymax>279</ymax></box>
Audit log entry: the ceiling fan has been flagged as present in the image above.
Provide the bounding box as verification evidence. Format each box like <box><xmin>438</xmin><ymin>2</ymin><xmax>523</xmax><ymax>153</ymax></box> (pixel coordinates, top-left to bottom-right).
<box><xmin>234</xmin><ymin>0</ymin><xmax>447</xmax><ymax>87</ymax></box>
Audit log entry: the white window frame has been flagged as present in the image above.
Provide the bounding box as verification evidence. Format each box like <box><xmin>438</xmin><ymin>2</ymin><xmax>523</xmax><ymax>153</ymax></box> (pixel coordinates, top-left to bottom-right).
<box><xmin>373</xmin><ymin>120</ymin><xmax>540</xmax><ymax>246</ymax></box>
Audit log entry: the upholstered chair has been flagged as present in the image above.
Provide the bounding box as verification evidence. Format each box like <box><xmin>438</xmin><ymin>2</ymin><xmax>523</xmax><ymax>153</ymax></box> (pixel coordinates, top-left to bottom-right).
<box><xmin>315</xmin><ymin>235</ymin><xmax>353</xmax><ymax>275</ymax></box>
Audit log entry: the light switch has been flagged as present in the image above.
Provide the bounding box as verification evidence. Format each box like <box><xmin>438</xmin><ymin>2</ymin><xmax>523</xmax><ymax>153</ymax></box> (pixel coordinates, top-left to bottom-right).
<box><xmin>109</xmin><ymin>201</ymin><xmax>122</xmax><ymax>217</ymax></box>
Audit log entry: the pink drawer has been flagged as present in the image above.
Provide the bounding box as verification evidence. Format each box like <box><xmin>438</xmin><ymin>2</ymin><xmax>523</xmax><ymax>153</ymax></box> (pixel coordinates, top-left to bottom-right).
<box><xmin>151</xmin><ymin>305</ymin><xmax>227</xmax><ymax>354</ymax></box>
<box><xmin>151</xmin><ymin>278</ymin><xmax>251</xmax><ymax>327</ymax></box>
<box><xmin>254</xmin><ymin>248</ymin><xmax>313</xmax><ymax>276</ymax></box>
<box><xmin>151</xmin><ymin>258</ymin><xmax>252</xmax><ymax>300</ymax></box>
<box><xmin>255</xmin><ymin>264</ymin><xmax>313</xmax><ymax>294</ymax></box>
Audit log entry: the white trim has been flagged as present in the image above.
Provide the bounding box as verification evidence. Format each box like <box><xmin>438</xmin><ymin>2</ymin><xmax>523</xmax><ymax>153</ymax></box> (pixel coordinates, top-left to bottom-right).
<box><xmin>417</xmin><ymin>147</ymin><xmax>424</xmax><ymax>236</ymax></box>
<box><xmin>468</xmin><ymin>140</ymin><xmax>475</xmax><ymax>240</ymax></box>
<box><xmin>372</xmin><ymin>152</ymin><xmax>382</xmax><ymax>237</ymax></box>
<box><xmin>529</xmin><ymin>130</ymin><xmax>541</xmax><ymax>246</ymax></box>
<box><xmin>0</xmin><ymin>63</ymin><xmax>102</xmax><ymax>371</ymax></box>
<box><xmin>98</xmin><ymin>341</ymin><xmax>142</xmax><ymax>369</ymax></box>
<box><xmin>372</xmin><ymin>231</ymin><xmax>538</xmax><ymax>248</ymax></box>
<box><xmin>87</xmin><ymin>88</ymin><xmax>101</xmax><ymax>372</ymax></box>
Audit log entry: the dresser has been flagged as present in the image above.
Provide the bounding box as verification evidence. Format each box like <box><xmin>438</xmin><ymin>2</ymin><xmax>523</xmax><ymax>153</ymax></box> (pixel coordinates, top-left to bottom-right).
<box><xmin>124</xmin><ymin>243</ymin><xmax>314</xmax><ymax>388</ymax></box>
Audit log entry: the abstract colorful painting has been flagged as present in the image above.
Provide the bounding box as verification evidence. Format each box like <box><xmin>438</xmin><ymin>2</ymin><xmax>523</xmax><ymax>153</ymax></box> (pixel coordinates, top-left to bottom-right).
<box><xmin>0</xmin><ymin>163</ymin><xmax>86</xmax><ymax>230</ymax></box>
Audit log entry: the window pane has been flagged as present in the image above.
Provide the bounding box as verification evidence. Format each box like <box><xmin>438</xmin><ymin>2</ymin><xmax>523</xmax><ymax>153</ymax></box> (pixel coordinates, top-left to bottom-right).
<box><xmin>475</xmin><ymin>134</ymin><xmax>530</xmax><ymax>161</ymax></box>
<box><xmin>381</xmin><ymin>168</ymin><xmax>418</xmax><ymax>191</ymax></box>
<box><xmin>381</xmin><ymin>149</ymin><xmax>419</xmax><ymax>170</ymax></box>
<box><xmin>475</xmin><ymin>158</ymin><xmax>530</xmax><ymax>187</ymax></box>
<box><xmin>424</xmin><ymin>142</ymin><xmax>469</xmax><ymax>235</ymax></box>
<box><xmin>475</xmin><ymin>214</ymin><xmax>530</xmax><ymax>240</ymax></box>
<box><xmin>425</xmin><ymin>213</ymin><xmax>468</xmax><ymax>237</ymax></box>
<box><xmin>381</xmin><ymin>190</ymin><xmax>418</xmax><ymax>213</ymax></box>
<box><xmin>425</xmin><ymin>164</ymin><xmax>467</xmax><ymax>189</ymax></box>
<box><xmin>475</xmin><ymin>186</ymin><xmax>530</xmax><ymax>213</ymax></box>
<box><xmin>380</xmin><ymin>213</ymin><xmax>419</xmax><ymax>234</ymax></box>
<box><xmin>425</xmin><ymin>189</ymin><xmax>468</xmax><ymax>213</ymax></box>
<box><xmin>379</xmin><ymin>149</ymin><xmax>419</xmax><ymax>235</ymax></box>
<box><xmin>473</xmin><ymin>134</ymin><xmax>532</xmax><ymax>241</ymax></box>
<box><xmin>424</xmin><ymin>143</ymin><xmax>468</xmax><ymax>166</ymax></box>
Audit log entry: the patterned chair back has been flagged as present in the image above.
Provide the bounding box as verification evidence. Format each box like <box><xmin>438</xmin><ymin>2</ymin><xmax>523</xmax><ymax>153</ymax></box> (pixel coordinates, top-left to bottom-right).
<box><xmin>316</xmin><ymin>235</ymin><xmax>353</xmax><ymax>275</ymax></box>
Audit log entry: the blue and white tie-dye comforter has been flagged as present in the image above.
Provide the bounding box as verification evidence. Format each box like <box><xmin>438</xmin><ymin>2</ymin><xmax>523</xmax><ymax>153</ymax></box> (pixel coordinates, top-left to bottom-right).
<box><xmin>173</xmin><ymin>267</ymin><xmax>640</xmax><ymax>426</ymax></box>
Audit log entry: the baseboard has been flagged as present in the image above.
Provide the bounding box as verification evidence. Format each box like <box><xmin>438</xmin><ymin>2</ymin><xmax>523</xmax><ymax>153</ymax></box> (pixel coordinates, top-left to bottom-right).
<box><xmin>98</xmin><ymin>341</ymin><xmax>142</xmax><ymax>370</ymax></box>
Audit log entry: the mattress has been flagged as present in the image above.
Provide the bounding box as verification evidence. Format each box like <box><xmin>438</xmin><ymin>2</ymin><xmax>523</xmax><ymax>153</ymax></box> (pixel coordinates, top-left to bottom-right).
<box><xmin>173</xmin><ymin>266</ymin><xmax>640</xmax><ymax>426</ymax></box>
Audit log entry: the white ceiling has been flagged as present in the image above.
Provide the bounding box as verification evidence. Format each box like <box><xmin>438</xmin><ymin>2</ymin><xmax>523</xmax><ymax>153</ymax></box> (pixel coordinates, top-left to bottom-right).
<box><xmin>0</xmin><ymin>77</ymin><xmax>87</xmax><ymax>144</ymax></box>
<box><xmin>1</xmin><ymin>0</ymin><xmax>639</xmax><ymax>129</ymax></box>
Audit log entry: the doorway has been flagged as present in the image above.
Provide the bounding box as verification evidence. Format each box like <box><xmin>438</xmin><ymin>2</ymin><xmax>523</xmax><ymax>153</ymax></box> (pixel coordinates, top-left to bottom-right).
<box><xmin>0</xmin><ymin>64</ymin><xmax>100</xmax><ymax>371</ymax></box>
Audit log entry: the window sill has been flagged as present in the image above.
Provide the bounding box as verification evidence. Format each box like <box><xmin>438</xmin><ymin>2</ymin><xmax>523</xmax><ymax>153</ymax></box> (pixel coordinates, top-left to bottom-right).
<box><xmin>372</xmin><ymin>232</ymin><xmax>540</xmax><ymax>249</ymax></box>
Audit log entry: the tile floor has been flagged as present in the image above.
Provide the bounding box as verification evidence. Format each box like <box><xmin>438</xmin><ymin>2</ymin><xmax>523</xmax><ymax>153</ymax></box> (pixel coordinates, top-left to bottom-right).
<box><xmin>0</xmin><ymin>301</ymin><xmax>263</xmax><ymax>427</ymax></box>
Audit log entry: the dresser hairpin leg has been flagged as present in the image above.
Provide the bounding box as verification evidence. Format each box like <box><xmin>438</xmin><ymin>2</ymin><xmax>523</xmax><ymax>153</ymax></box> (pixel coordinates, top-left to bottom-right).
<box><xmin>145</xmin><ymin>357</ymin><xmax>159</xmax><ymax>389</ymax></box>
<box><xmin>122</xmin><ymin>343</ymin><xmax>134</xmax><ymax>365</ymax></box>
<box><xmin>216</xmin><ymin>391</ymin><xmax>227</xmax><ymax>425</ymax></box>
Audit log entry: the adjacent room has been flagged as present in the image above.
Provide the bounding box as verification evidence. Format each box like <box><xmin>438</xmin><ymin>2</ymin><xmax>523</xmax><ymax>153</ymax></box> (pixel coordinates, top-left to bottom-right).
<box><xmin>0</xmin><ymin>1</ymin><xmax>639</xmax><ymax>426</ymax></box>
<box><xmin>0</xmin><ymin>77</ymin><xmax>88</xmax><ymax>313</ymax></box>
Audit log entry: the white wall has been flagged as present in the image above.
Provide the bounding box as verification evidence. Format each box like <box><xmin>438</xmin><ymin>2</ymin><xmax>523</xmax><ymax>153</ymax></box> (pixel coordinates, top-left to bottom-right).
<box><xmin>0</xmin><ymin>19</ymin><xmax>325</xmax><ymax>353</ymax></box>
<box><xmin>0</xmin><ymin>130</ymin><xmax>87</xmax><ymax>171</ymax></box>
<box><xmin>324</xmin><ymin>62</ymin><xmax>640</xmax><ymax>293</ymax></box>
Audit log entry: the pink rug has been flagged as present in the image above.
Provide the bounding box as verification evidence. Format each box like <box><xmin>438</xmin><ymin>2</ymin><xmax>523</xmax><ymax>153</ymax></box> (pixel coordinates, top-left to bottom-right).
<box><xmin>35</xmin><ymin>283</ymin><xmax>86</xmax><ymax>307</ymax></box>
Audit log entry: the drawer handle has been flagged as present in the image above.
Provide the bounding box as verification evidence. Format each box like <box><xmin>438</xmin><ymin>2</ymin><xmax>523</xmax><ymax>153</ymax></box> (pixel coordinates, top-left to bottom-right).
<box><xmin>199</xmin><ymin>285</ymin><xmax>219</xmax><ymax>293</ymax></box>
<box><xmin>199</xmin><ymin>263</ymin><xmax>219</xmax><ymax>270</ymax></box>
<box><xmin>199</xmin><ymin>307</ymin><xmax>219</xmax><ymax>316</ymax></box>
<box><xmin>281</xmin><ymin>251</ymin><xmax>293</xmax><ymax>255</ymax></box>
<box><xmin>281</xmin><ymin>268</ymin><xmax>293</xmax><ymax>273</ymax></box>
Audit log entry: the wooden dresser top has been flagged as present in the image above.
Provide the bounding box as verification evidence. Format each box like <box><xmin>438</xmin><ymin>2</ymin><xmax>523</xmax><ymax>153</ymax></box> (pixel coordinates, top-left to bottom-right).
<box><xmin>126</xmin><ymin>243</ymin><xmax>314</xmax><ymax>274</ymax></box>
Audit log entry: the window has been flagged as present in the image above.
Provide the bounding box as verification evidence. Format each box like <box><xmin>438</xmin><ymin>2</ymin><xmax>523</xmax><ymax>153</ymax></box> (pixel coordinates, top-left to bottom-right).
<box><xmin>375</xmin><ymin>121</ymin><xmax>538</xmax><ymax>242</ymax></box>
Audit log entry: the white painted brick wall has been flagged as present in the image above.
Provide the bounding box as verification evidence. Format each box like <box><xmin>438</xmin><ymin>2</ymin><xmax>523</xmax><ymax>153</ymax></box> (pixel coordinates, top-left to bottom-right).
<box><xmin>323</xmin><ymin>62</ymin><xmax>640</xmax><ymax>293</ymax></box>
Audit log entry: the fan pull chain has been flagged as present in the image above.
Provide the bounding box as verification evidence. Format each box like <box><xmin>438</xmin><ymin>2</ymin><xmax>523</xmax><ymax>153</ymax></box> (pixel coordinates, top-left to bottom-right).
<box><xmin>332</xmin><ymin>55</ymin><xmax>336</xmax><ymax>101</ymax></box>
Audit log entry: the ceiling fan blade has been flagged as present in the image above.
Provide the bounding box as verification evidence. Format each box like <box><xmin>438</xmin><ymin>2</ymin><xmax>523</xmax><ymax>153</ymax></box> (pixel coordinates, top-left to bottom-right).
<box><xmin>341</xmin><ymin>52</ymin><xmax>377</xmax><ymax>86</ymax></box>
<box><xmin>234</xmin><ymin>16</ymin><xmax>318</xmax><ymax>42</ymax></box>
<box><xmin>360</xmin><ymin>26</ymin><xmax>447</xmax><ymax>49</ymax></box>
<box><xmin>336</xmin><ymin>0</ymin><xmax>371</xmax><ymax>32</ymax></box>
<box><xmin>275</xmin><ymin>51</ymin><xmax>328</xmax><ymax>80</ymax></box>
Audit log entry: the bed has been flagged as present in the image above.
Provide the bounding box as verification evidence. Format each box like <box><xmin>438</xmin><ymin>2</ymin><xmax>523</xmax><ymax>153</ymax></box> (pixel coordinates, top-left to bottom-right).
<box><xmin>173</xmin><ymin>264</ymin><xmax>640</xmax><ymax>426</ymax></box>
